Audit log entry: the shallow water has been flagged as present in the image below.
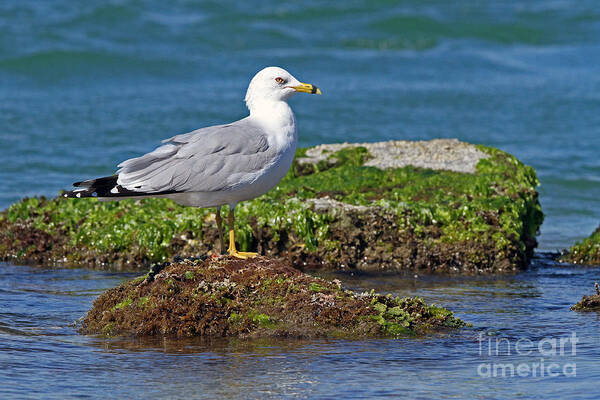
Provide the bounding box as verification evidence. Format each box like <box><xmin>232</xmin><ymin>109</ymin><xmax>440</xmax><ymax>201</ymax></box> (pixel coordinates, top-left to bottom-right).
<box><xmin>2</xmin><ymin>255</ymin><xmax>600</xmax><ymax>399</ymax></box>
<box><xmin>1</xmin><ymin>1</ymin><xmax>599</xmax><ymax>398</ymax></box>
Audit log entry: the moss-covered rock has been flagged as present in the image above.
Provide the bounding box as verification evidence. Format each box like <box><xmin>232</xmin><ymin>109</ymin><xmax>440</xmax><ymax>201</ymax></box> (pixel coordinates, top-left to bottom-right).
<box><xmin>0</xmin><ymin>139</ymin><xmax>543</xmax><ymax>273</ymax></box>
<box><xmin>79</xmin><ymin>256</ymin><xmax>464</xmax><ymax>338</ymax></box>
<box><xmin>560</xmin><ymin>225</ymin><xmax>600</xmax><ymax>266</ymax></box>
<box><xmin>571</xmin><ymin>283</ymin><xmax>600</xmax><ymax>311</ymax></box>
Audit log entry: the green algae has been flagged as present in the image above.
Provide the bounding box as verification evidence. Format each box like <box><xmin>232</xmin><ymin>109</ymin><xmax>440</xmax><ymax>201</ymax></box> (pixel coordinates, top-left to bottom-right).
<box><xmin>561</xmin><ymin>225</ymin><xmax>600</xmax><ymax>266</ymax></box>
<box><xmin>250</xmin><ymin>313</ymin><xmax>276</xmax><ymax>329</ymax></box>
<box><xmin>293</xmin><ymin>146</ymin><xmax>371</xmax><ymax>176</ymax></box>
<box><xmin>0</xmin><ymin>141</ymin><xmax>543</xmax><ymax>273</ymax></box>
<box><xmin>309</xmin><ymin>282</ymin><xmax>327</xmax><ymax>292</ymax></box>
<box><xmin>111</xmin><ymin>297</ymin><xmax>133</xmax><ymax>311</ymax></box>
<box><xmin>184</xmin><ymin>271</ymin><xmax>195</xmax><ymax>280</ymax></box>
<box><xmin>368</xmin><ymin>294</ymin><xmax>464</xmax><ymax>336</ymax></box>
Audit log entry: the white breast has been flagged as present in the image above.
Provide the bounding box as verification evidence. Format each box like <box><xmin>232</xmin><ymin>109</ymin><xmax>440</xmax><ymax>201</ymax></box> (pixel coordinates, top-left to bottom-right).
<box><xmin>169</xmin><ymin>100</ymin><xmax>298</xmax><ymax>208</ymax></box>
<box><xmin>229</xmin><ymin>101</ymin><xmax>298</xmax><ymax>202</ymax></box>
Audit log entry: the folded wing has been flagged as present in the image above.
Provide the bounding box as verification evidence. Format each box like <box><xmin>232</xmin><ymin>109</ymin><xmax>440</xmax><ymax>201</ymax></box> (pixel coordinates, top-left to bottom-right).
<box><xmin>116</xmin><ymin>119</ymin><xmax>274</xmax><ymax>194</ymax></box>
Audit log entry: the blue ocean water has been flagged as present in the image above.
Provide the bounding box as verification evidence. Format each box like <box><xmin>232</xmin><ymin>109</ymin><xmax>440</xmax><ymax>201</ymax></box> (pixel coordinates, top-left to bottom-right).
<box><xmin>1</xmin><ymin>1</ymin><xmax>599</xmax><ymax>398</ymax></box>
<box><xmin>2</xmin><ymin>257</ymin><xmax>600</xmax><ymax>399</ymax></box>
<box><xmin>0</xmin><ymin>0</ymin><xmax>598</xmax><ymax>249</ymax></box>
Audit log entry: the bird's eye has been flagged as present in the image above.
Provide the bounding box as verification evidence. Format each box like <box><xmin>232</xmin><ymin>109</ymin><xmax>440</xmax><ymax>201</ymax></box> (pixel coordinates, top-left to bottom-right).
<box><xmin>275</xmin><ymin>77</ymin><xmax>285</xmax><ymax>84</ymax></box>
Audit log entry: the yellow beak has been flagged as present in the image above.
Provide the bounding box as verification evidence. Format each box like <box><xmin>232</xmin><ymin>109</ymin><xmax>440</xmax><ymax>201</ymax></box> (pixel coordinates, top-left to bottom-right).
<box><xmin>292</xmin><ymin>82</ymin><xmax>322</xmax><ymax>95</ymax></box>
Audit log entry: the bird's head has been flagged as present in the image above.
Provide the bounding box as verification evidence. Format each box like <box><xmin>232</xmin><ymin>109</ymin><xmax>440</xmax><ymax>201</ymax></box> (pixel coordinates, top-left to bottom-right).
<box><xmin>245</xmin><ymin>66</ymin><xmax>321</xmax><ymax>112</ymax></box>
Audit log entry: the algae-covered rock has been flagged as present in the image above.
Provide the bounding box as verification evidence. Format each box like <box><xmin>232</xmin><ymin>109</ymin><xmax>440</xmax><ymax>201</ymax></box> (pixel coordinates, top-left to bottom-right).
<box><xmin>79</xmin><ymin>256</ymin><xmax>464</xmax><ymax>338</ymax></box>
<box><xmin>571</xmin><ymin>283</ymin><xmax>600</xmax><ymax>311</ymax></box>
<box><xmin>0</xmin><ymin>139</ymin><xmax>543</xmax><ymax>273</ymax></box>
<box><xmin>560</xmin><ymin>225</ymin><xmax>600</xmax><ymax>266</ymax></box>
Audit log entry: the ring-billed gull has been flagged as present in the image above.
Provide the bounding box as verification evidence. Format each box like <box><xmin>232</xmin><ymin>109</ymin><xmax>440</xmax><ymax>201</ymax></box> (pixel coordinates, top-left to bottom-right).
<box><xmin>63</xmin><ymin>66</ymin><xmax>321</xmax><ymax>259</ymax></box>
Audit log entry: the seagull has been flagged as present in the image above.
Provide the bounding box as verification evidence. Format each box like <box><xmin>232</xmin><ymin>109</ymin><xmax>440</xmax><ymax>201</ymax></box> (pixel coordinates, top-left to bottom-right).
<box><xmin>63</xmin><ymin>66</ymin><xmax>321</xmax><ymax>259</ymax></box>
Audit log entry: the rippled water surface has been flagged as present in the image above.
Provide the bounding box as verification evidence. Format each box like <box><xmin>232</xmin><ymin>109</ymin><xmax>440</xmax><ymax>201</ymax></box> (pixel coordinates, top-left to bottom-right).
<box><xmin>2</xmin><ymin>257</ymin><xmax>600</xmax><ymax>399</ymax></box>
<box><xmin>1</xmin><ymin>0</ymin><xmax>599</xmax><ymax>249</ymax></box>
<box><xmin>1</xmin><ymin>1</ymin><xmax>599</xmax><ymax>398</ymax></box>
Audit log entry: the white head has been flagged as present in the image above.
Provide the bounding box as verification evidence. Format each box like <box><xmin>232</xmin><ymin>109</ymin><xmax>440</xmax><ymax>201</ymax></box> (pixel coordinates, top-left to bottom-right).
<box><xmin>245</xmin><ymin>66</ymin><xmax>321</xmax><ymax>112</ymax></box>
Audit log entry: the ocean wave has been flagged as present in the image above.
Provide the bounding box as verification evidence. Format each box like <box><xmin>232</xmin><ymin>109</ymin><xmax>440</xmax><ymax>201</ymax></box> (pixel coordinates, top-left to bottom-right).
<box><xmin>341</xmin><ymin>37</ymin><xmax>437</xmax><ymax>51</ymax></box>
<box><xmin>0</xmin><ymin>50</ymin><xmax>180</xmax><ymax>78</ymax></box>
<box><xmin>370</xmin><ymin>15</ymin><xmax>550</xmax><ymax>46</ymax></box>
<box><xmin>52</xmin><ymin>3</ymin><xmax>140</xmax><ymax>27</ymax></box>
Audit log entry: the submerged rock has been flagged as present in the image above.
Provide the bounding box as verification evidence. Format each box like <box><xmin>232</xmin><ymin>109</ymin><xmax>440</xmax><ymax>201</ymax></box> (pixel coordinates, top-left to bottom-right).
<box><xmin>0</xmin><ymin>139</ymin><xmax>543</xmax><ymax>273</ymax></box>
<box><xmin>571</xmin><ymin>283</ymin><xmax>600</xmax><ymax>311</ymax></box>
<box><xmin>79</xmin><ymin>256</ymin><xmax>464</xmax><ymax>338</ymax></box>
<box><xmin>560</xmin><ymin>225</ymin><xmax>600</xmax><ymax>266</ymax></box>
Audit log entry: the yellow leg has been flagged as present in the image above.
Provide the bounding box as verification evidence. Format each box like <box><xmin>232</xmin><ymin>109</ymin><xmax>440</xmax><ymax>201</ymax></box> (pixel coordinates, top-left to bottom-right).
<box><xmin>227</xmin><ymin>208</ymin><xmax>258</xmax><ymax>259</ymax></box>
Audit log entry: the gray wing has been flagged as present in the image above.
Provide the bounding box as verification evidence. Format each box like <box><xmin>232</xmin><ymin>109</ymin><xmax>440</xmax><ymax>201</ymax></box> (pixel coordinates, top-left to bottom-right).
<box><xmin>116</xmin><ymin>119</ymin><xmax>275</xmax><ymax>193</ymax></box>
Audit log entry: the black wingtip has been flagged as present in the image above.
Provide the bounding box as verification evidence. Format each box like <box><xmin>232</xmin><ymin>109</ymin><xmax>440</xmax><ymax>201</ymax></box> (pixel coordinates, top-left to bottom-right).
<box><xmin>64</xmin><ymin>175</ymin><xmax>119</xmax><ymax>198</ymax></box>
<box><xmin>62</xmin><ymin>188</ymin><xmax>97</xmax><ymax>198</ymax></box>
<box><xmin>73</xmin><ymin>175</ymin><xmax>119</xmax><ymax>188</ymax></box>
<box><xmin>64</xmin><ymin>174</ymin><xmax>180</xmax><ymax>199</ymax></box>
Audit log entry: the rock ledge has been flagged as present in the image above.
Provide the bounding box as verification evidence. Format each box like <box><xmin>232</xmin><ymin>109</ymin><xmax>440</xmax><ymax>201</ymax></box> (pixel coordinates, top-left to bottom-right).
<box><xmin>80</xmin><ymin>256</ymin><xmax>465</xmax><ymax>338</ymax></box>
